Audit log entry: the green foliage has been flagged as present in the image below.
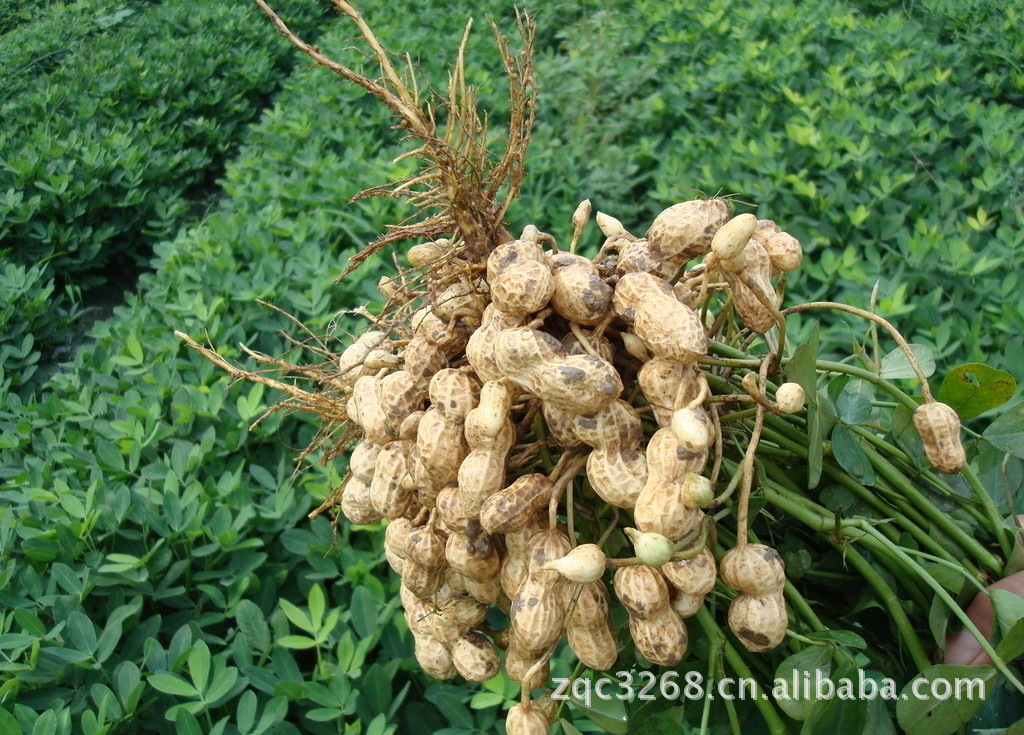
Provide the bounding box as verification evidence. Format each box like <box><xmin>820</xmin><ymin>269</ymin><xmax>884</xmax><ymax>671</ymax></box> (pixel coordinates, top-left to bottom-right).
<box><xmin>0</xmin><ymin>0</ymin><xmax>328</xmax><ymax>288</ymax></box>
<box><xmin>0</xmin><ymin>260</ymin><xmax>82</xmax><ymax>398</ymax></box>
<box><xmin>0</xmin><ymin>0</ymin><xmax>68</xmax><ymax>35</ymax></box>
<box><xmin>514</xmin><ymin>0</ymin><xmax>1024</xmax><ymax>381</ymax></box>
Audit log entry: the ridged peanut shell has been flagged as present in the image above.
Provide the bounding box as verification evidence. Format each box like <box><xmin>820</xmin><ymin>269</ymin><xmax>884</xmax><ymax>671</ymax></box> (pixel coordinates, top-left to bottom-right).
<box><xmin>571</xmin><ymin>400</ymin><xmax>644</xmax><ymax>452</ymax></box>
<box><xmin>645</xmin><ymin>428</ymin><xmax>707</xmax><ymax>483</ymax></box>
<box><xmin>436</xmin><ymin>485</ymin><xmax>479</xmax><ymax>537</ymax></box>
<box><xmin>612</xmin><ymin>271</ymin><xmax>673</xmax><ymax>325</ymax></box>
<box><xmin>349</xmin><ymin>375</ymin><xmax>393</xmax><ymax>445</ymax></box>
<box><xmin>414</xmin><ymin>634</ymin><xmax>456</xmax><ymax>679</ymax></box>
<box><xmin>720</xmin><ymin>544</ymin><xmax>786</xmax><ymax>595</ymax></box>
<box><xmin>527</xmin><ymin>530</ymin><xmax>573</xmax><ymax>575</ymax></box>
<box><xmin>452</xmin><ymin>632</ymin><xmax>500</xmax><ymax>682</ymax></box>
<box><xmin>755</xmin><ymin>219</ymin><xmax>802</xmax><ymax>273</ymax></box>
<box><xmin>633</xmin><ymin>479</ymin><xmax>703</xmax><ymax>541</ymax></box>
<box><xmin>465</xmin><ymin>304</ymin><xmax>523</xmax><ymax>383</ymax></box>
<box><xmin>549</xmin><ymin>252</ymin><xmax>613</xmax><ymax>326</ymax></box>
<box><xmin>568</xmin><ymin>580</ymin><xmax>610</xmax><ymax>629</ymax></box>
<box><xmin>568</xmin><ymin>621</ymin><xmax>619</xmax><ymax>671</ymax></box>
<box><xmin>491</xmin><ymin>260</ymin><xmax>554</xmax><ymax>317</ymax></box>
<box><xmin>339</xmin><ymin>477</ymin><xmax>381</xmax><ymax>526</ymax></box>
<box><xmin>506</xmin><ymin>701</ymin><xmax>550</xmax><ymax>735</ymax></box>
<box><xmin>505</xmin><ymin>642</ymin><xmax>549</xmax><ymax>693</ymax></box>
<box><xmin>405</xmin><ymin>524</ymin><xmax>447</xmax><ymax>570</ymax></box>
<box><xmin>586</xmin><ymin>448</ymin><xmax>647</xmax><ymax>509</ymax></box>
<box><xmin>628</xmin><ymin>607</ymin><xmax>689</xmax><ymax>666</ymax></box>
<box><xmin>463</xmin><ymin>575</ymin><xmax>502</xmax><ymax>605</ymax></box>
<box><xmin>510</xmin><ymin>571</ymin><xmax>567</xmax><ymax>650</ymax></box>
<box><xmin>662</xmin><ymin>548</ymin><xmax>717</xmax><ymax>596</ymax></box>
<box><xmin>728</xmin><ymin>592</ymin><xmax>788</xmax><ymax>652</ymax></box>
<box><xmin>379</xmin><ymin>370</ymin><xmax>428</xmax><ymax>432</ymax></box>
<box><xmin>913</xmin><ymin>401</ymin><xmax>966</xmax><ymax>474</ymax></box>
<box><xmin>370</xmin><ymin>442</ymin><xmax>417</xmax><ymax>520</ymax></box>
<box><xmin>348</xmin><ymin>440</ymin><xmax>381</xmax><ymax>484</ymax></box>
<box><xmin>645</xmin><ymin>198</ymin><xmax>731</xmax><ymax>261</ymax></box>
<box><xmin>428</xmin><ymin>368</ymin><xmax>480</xmax><ymax>416</ymax></box>
<box><xmin>613</xmin><ymin>566</ymin><xmax>670</xmax><ymax>620</ymax></box>
<box><xmin>633</xmin><ymin>295</ymin><xmax>707</xmax><ymax>364</ymax></box>
<box><xmin>480</xmin><ymin>474</ymin><xmax>554</xmax><ymax>535</ymax></box>
<box><xmin>446</xmin><ymin>532</ymin><xmax>501</xmax><ymax>582</ymax></box>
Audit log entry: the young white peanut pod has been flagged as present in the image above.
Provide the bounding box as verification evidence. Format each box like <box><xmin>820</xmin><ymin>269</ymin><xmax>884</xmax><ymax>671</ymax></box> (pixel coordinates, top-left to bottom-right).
<box><xmin>340</xmin><ymin>477</ymin><xmax>382</xmax><ymax>526</ymax></box>
<box><xmin>414</xmin><ymin>634</ymin><xmax>456</xmax><ymax>679</ymax></box>
<box><xmin>510</xmin><ymin>571</ymin><xmax>567</xmax><ymax>650</ymax></box>
<box><xmin>613</xmin><ymin>565</ymin><xmax>670</xmax><ymax>620</ymax></box>
<box><xmin>755</xmin><ymin>219</ymin><xmax>802</xmax><ymax>273</ymax></box>
<box><xmin>405</xmin><ymin>524</ymin><xmax>447</xmax><ymax>570</ymax></box>
<box><xmin>628</xmin><ymin>607</ymin><xmax>689</xmax><ymax>666</ymax></box>
<box><xmin>913</xmin><ymin>401</ymin><xmax>966</xmax><ymax>474</ymax></box>
<box><xmin>679</xmin><ymin>472</ymin><xmax>714</xmax><ymax>509</ymax></box>
<box><xmin>596</xmin><ymin>211</ymin><xmax>632</xmax><ymax>239</ymax></box>
<box><xmin>621</xmin><ymin>332</ymin><xmax>651</xmax><ymax>362</ymax></box>
<box><xmin>662</xmin><ymin>548</ymin><xmax>717</xmax><ymax>596</ymax></box>
<box><xmin>586</xmin><ymin>447</ymin><xmax>647</xmax><ymax>509</ymax></box>
<box><xmin>728</xmin><ymin>592</ymin><xmax>788</xmax><ymax>652</ymax></box>
<box><xmin>363</xmin><ymin>348</ymin><xmax>400</xmax><ymax>370</ymax></box>
<box><xmin>472</xmin><ymin>379</ymin><xmax>516</xmax><ymax>438</ymax></box>
<box><xmin>775</xmin><ymin>382</ymin><xmax>806</xmax><ymax>414</ymax></box>
<box><xmin>625</xmin><ymin>527</ymin><xmax>676</xmax><ymax>566</ymax></box>
<box><xmin>724</xmin><ymin>238</ymin><xmax>776</xmax><ymax>334</ymax></box>
<box><xmin>633</xmin><ymin>480</ymin><xmax>704</xmax><ymax>541</ymax></box>
<box><xmin>543</xmin><ymin>544</ymin><xmax>607</xmax><ymax>584</ymax></box>
<box><xmin>549</xmin><ymin>252</ymin><xmax>614</xmax><ymax>326</ymax></box>
<box><xmin>452</xmin><ymin>632</ymin><xmax>501</xmax><ymax>682</ymax></box>
<box><xmin>645</xmin><ymin>198</ymin><xmax>732</xmax><ymax>262</ymax></box>
<box><xmin>480</xmin><ymin>474</ymin><xmax>554</xmax><ymax>535</ymax></box>
<box><xmin>446</xmin><ymin>533</ymin><xmax>501</xmax><ymax>583</ymax></box>
<box><xmin>569</xmin><ymin>580</ymin><xmax>611</xmax><ymax>629</ymax></box>
<box><xmin>568</xmin><ymin>620</ymin><xmax>619</xmax><ymax>671</ymax></box>
<box><xmin>720</xmin><ymin>544</ymin><xmax>786</xmax><ymax>596</ymax></box>
<box><xmin>711</xmin><ymin>213</ymin><xmax>757</xmax><ymax>261</ymax></box>
<box><xmin>527</xmin><ymin>530</ymin><xmax>574</xmax><ymax>575</ymax></box>
<box><xmin>671</xmin><ymin>408</ymin><xmax>713</xmax><ymax>453</ymax></box>
<box><xmin>572</xmin><ymin>199</ymin><xmax>592</xmax><ymax>229</ymax></box>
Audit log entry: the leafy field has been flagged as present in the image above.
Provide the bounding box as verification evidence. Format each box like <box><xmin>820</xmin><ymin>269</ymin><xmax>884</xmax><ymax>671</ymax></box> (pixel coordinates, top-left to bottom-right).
<box><xmin>0</xmin><ymin>1</ymin><xmax>1022</xmax><ymax>734</ymax></box>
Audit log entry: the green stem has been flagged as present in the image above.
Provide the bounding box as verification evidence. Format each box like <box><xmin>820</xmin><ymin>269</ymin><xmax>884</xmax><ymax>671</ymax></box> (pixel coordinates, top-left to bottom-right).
<box><xmin>694</xmin><ymin>607</ymin><xmax>789</xmax><ymax>735</ymax></box>
<box><xmin>858</xmin><ymin>523</ymin><xmax>1024</xmax><ymax>696</ymax></box>
<box><xmin>861</xmin><ymin>442</ymin><xmax>1002</xmax><ymax>575</ymax></box>
<box><xmin>761</xmin><ymin>482</ymin><xmax>932</xmax><ymax>672</ymax></box>
<box><xmin>961</xmin><ymin>462</ymin><xmax>1013</xmax><ymax>561</ymax></box>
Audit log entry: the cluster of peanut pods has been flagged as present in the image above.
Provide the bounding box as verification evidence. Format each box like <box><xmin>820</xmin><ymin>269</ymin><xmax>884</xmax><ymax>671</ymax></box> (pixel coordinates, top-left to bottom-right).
<box><xmin>337</xmin><ymin>198</ymin><xmax>807</xmax><ymax>733</ymax></box>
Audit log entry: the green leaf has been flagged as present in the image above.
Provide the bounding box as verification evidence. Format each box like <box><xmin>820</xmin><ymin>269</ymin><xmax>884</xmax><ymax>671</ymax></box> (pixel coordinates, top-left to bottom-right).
<box><xmin>67</xmin><ymin>611</ymin><xmax>97</xmax><ymax>653</ymax></box>
<box><xmin>570</xmin><ymin>675</ymin><xmax>628</xmax><ymax>735</ymax></box>
<box><xmin>424</xmin><ymin>687</ymin><xmax>474</xmax><ymax>730</ymax></box>
<box><xmin>836</xmin><ymin>379</ymin><xmax>874</xmax><ymax>424</ymax></box>
<box><xmin>276</xmin><ymin>635</ymin><xmax>318</xmax><ymax>650</ymax></box>
<box><xmin>803</xmin><ymin>694</ymin><xmax>868</xmax><ymax>735</ymax></box>
<box><xmin>891</xmin><ymin>401</ymin><xmax>929</xmax><ymax>469</ymax></box>
<box><xmin>831</xmin><ymin>425</ymin><xmax>876</xmax><ymax>485</ymax></box>
<box><xmin>308</xmin><ymin>584</ymin><xmax>326</xmax><ymax>631</ymax></box>
<box><xmin>559</xmin><ymin>721</ymin><xmax>585</xmax><ymax>735</ymax></box>
<box><xmin>350</xmin><ymin>586</ymin><xmax>377</xmax><ymax>639</ymax></box>
<box><xmin>279</xmin><ymin>599</ymin><xmax>314</xmax><ymax>634</ymax></box>
<box><xmin>236</xmin><ymin>690</ymin><xmax>257</xmax><ymax>735</ymax></box>
<box><xmin>235</xmin><ymin>600</ymin><xmax>271</xmax><ymax>651</ymax></box>
<box><xmin>774</xmin><ymin>645</ymin><xmax>832</xmax><ymax>720</ymax></box>
<box><xmin>880</xmin><ymin>344</ymin><xmax>935</xmax><ymax>380</ymax></box>
<box><xmin>984</xmin><ymin>404</ymin><xmax>1024</xmax><ymax>459</ymax></box>
<box><xmin>0</xmin><ymin>708</ymin><xmax>19</xmax><ymax>735</ymax></box>
<box><xmin>148</xmin><ymin>673</ymin><xmax>200</xmax><ymax>698</ymax></box>
<box><xmin>805</xmin><ymin>629</ymin><xmax>867</xmax><ymax>649</ymax></box>
<box><xmin>188</xmin><ymin>641</ymin><xmax>211</xmax><ymax>693</ymax></box>
<box><xmin>896</xmin><ymin>665</ymin><xmax>997</xmax><ymax>735</ymax></box>
<box><xmin>938</xmin><ymin>363</ymin><xmax>1016</xmax><ymax>418</ymax></box>
<box><xmin>204</xmin><ymin>667</ymin><xmax>239</xmax><ymax>703</ymax></box>
<box><xmin>992</xmin><ymin>589</ymin><xmax>1024</xmax><ymax>640</ymax></box>
<box><xmin>175</xmin><ymin>709</ymin><xmax>203</xmax><ymax>735</ymax></box>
